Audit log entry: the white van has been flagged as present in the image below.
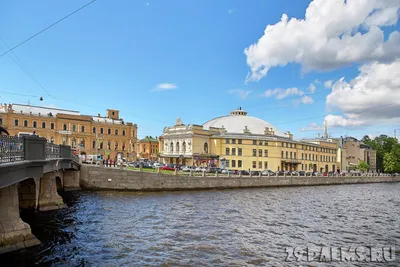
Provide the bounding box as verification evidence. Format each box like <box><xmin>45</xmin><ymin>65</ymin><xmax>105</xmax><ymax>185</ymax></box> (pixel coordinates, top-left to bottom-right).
<box><xmin>18</xmin><ymin>132</ymin><xmax>32</xmax><ymax>137</ymax></box>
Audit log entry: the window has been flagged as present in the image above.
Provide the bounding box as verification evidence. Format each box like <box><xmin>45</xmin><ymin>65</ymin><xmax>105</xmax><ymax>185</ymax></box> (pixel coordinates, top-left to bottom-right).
<box><xmin>92</xmin><ymin>127</ymin><xmax>96</xmax><ymax>133</ymax></box>
<box><xmin>290</xmin><ymin>152</ymin><xmax>292</xmax><ymax>159</ymax></box>
<box><xmin>51</xmin><ymin>123</ymin><xmax>54</xmax><ymax>129</ymax></box>
<box><xmin>264</xmin><ymin>150</ymin><xmax>268</xmax><ymax>157</ymax></box>
<box><xmin>132</xmin><ymin>130</ymin><xmax>135</xmax><ymax>137</ymax></box>
<box><xmin>176</xmin><ymin>142</ymin><xmax>180</xmax><ymax>153</ymax></box>
<box><xmin>115</xmin><ymin>142</ymin><xmax>119</xmax><ymax>150</ymax></box>
<box><xmin>238</xmin><ymin>160</ymin><xmax>242</xmax><ymax>168</ymax></box>
<box><xmin>71</xmin><ymin>124</ymin><xmax>76</xmax><ymax>132</ymax></box>
<box><xmin>232</xmin><ymin>139</ymin><xmax>236</xmax><ymax>144</ymax></box>
<box><xmin>231</xmin><ymin>160</ymin><xmax>236</xmax><ymax>168</ymax></box>
<box><xmin>281</xmin><ymin>142</ymin><xmax>284</xmax><ymax>147</ymax></box>
<box><xmin>170</xmin><ymin>142</ymin><xmax>174</xmax><ymax>152</ymax></box>
<box><xmin>238</xmin><ymin>148</ymin><xmax>242</xmax><ymax>156</ymax></box>
<box><xmin>226</xmin><ymin>160</ymin><xmax>230</xmax><ymax>168</ymax></box>
<box><xmin>80</xmin><ymin>139</ymin><xmax>85</xmax><ymax>148</ymax></box>
<box><xmin>294</xmin><ymin>152</ymin><xmax>297</xmax><ymax>159</ymax></box>
<box><xmin>41</xmin><ymin>122</ymin><xmax>46</xmax><ymax>128</ymax></box>
<box><xmin>259</xmin><ymin>140</ymin><xmax>263</xmax><ymax>145</ymax></box>
<box><xmin>115</xmin><ymin>129</ymin><xmax>119</xmax><ymax>135</ymax></box>
<box><xmin>226</xmin><ymin>138</ymin><xmax>230</xmax><ymax>144</ymax></box>
<box><xmin>302</xmin><ymin>153</ymin><xmax>304</xmax><ymax>160</ymax></box>
<box><xmin>112</xmin><ymin>111</ymin><xmax>115</xmax><ymax>115</ymax></box>
<box><xmin>81</xmin><ymin>126</ymin><xmax>85</xmax><ymax>132</ymax></box>
<box><xmin>100</xmin><ymin>142</ymin><xmax>103</xmax><ymax>149</ymax></box>
<box><xmin>232</xmin><ymin>148</ymin><xmax>236</xmax><ymax>156</ymax></box>
<box><xmin>63</xmin><ymin>124</ymin><xmax>67</xmax><ymax>130</ymax></box>
<box><xmin>253</xmin><ymin>149</ymin><xmax>256</xmax><ymax>156</ymax></box>
<box><xmin>238</xmin><ymin>139</ymin><xmax>242</xmax><ymax>144</ymax></box>
<box><xmin>108</xmin><ymin>141</ymin><xmax>111</xmax><ymax>149</ymax></box>
<box><xmin>182</xmin><ymin>142</ymin><xmax>186</xmax><ymax>153</ymax></box>
<box><xmin>290</xmin><ymin>143</ymin><xmax>292</xmax><ymax>148</ymax></box>
<box><xmin>281</xmin><ymin>151</ymin><xmax>284</xmax><ymax>158</ymax></box>
<box><xmin>92</xmin><ymin>140</ymin><xmax>96</xmax><ymax>149</ymax></box>
<box><xmin>252</xmin><ymin>161</ymin><xmax>256</xmax><ymax>168</ymax></box>
<box><xmin>24</xmin><ymin>120</ymin><xmax>28</xmax><ymax>127</ymax></box>
<box><xmin>264</xmin><ymin>140</ymin><xmax>268</xmax><ymax>146</ymax></box>
<box><xmin>204</xmin><ymin>143</ymin><xmax>208</xmax><ymax>153</ymax></box>
<box><xmin>320</xmin><ymin>155</ymin><xmax>322</xmax><ymax>162</ymax></box>
<box><xmin>14</xmin><ymin>119</ymin><xmax>19</xmax><ymax>126</ymax></box>
<box><xmin>264</xmin><ymin>161</ymin><xmax>268</xmax><ymax>169</ymax></box>
<box><xmin>286</xmin><ymin>143</ymin><xmax>288</xmax><ymax>148</ymax></box>
<box><xmin>302</xmin><ymin>164</ymin><xmax>304</xmax><ymax>170</ymax></box>
<box><xmin>253</xmin><ymin>140</ymin><xmax>257</xmax><ymax>145</ymax></box>
<box><xmin>258</xmin><ymin>161</ymin><xmax>262</xmax><ymax>169</ymax></box>
<box><xmin>258</xmin><ymin>149</ymin><xmax>262</xmax><ymax>157</ymax></box>
<box><xmin>286</xmin><ymin>151</ymin><xmax>288</xmax><ymax>158</ymax></box>
<box><xmin>312</xmin><ymin>154</ymin><xmax>315</xmax><ymax>161</ymax></box>
<box><xmin>100</xmin><ymin>128</ymin><xmax>104</xmax><ymax>134</ymax></box>
<box><xmin>305</xmin><ymin>164</ymin><xmax>307</xmax><ymax>170</ymax></box>
<box><xmin>107</xmin><ymin>128</ymin><xmax>111</xmax><ymax>135</ymax></box>
<box><xmin>226</xmin><ymin>148</ymin><xmax>230</xmax><ymax>155</ymax></box>
<box><xmin>32</xmin><ymin>121</ymin><xmax>37</xmax><ymax>128</ymax></box>
<box><xmin>71</xmin><ymin>138</ymin><xmax>76</xmax><ymax>148</ymax></box>
<box><xmin>309</xmin><ymin>154</ymin><xmax>311</xmax><ymax>160</ymax></box>
<box><xmin>0</xmin><ymin>118</ymin><xmax>2</xmax><ymax>125</ymax></box>
<box><xmin>122</xmin><ymin>130</ymin><xmax>126</xmax><ymax>136</ymax></box>
<box><xmin>294</xmin><ymin>144</ymin><xmax>296</xmax><ymax>149</ymax></box>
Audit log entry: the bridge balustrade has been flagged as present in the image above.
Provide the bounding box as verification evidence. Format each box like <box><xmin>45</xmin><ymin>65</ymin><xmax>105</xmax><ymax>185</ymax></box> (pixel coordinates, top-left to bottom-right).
<box><xmin>0</xmin><ymin>136</ymin><xmax>24</xmax><ymax>163</ymax></box>
<box><xmin>45</xmin><ymin>143</ymin><xmax>61</xmax><ymax>159</ymax></box>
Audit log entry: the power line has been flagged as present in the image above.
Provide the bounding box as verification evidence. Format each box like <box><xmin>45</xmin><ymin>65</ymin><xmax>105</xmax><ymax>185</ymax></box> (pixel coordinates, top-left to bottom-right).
<box><xmin>0</xmin><ymin>0</ymin><xmax>97</xmax><ymax>59</ymax></box>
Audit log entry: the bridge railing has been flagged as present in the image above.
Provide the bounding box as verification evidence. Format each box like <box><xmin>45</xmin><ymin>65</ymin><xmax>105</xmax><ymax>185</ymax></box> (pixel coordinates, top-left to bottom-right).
<box><xmin>45</xmin><ymin>143</ymin><xmax>61</xmax><ymax>159</ymax></box>
<box><xmin>0</xmin><ymin>135</ymin><xmax>24</xmax><ymax>163</ymax></box>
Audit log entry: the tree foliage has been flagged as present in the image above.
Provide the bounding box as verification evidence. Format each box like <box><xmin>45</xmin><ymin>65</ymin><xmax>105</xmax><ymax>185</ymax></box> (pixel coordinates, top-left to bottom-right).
<box><xmin>357</xmin><ymin>161</ymin><xmax>369</xmax><ymax>172</ymax></box>
<box><xmin>362</xmin><ymin>135</ymin><xmax>399</xmax><ymax>172</ymax></box>
<box><xmin>383</xmin><ymin>152</ymin><xmax>400</xmax><ymax>173</ymax></box>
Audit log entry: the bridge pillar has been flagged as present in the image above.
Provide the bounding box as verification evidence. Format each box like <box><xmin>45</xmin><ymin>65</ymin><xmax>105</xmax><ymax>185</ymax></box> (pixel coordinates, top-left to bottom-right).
<box><xmin>63</xmin><ymin>170</ymin><xmax>80</xmax><ymax>191</ymax></box>
<box><xmin>38</xmin><ymin>173</ymin><xmax>66</xmax><ymax>211</ymax></box>
<box><xmin>0</xmin><ymin>185</ymin><xmax>40</xmax><ymax>254</ymax></box>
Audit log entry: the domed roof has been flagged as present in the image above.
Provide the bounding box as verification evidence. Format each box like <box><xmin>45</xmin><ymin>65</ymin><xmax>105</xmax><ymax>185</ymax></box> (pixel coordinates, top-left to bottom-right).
<box><xmin>203</xmin><ymin>108</ymin><xmax>286</xmax><ymax>137</ymax></box>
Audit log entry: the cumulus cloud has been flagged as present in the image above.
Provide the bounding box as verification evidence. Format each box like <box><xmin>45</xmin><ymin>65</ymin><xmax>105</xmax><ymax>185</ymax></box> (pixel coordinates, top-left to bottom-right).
<box><xmin>229</xmin><ymin>89</ymin><xmax>252</xmax><ymax>99</ymax></box>
<box><xmin>324</xmin><ymin>59</ymin><xmax>400</xmax><ymax>127</ymax></box>
<box><xmin>261</xmin><ymin>87</ymin><xmax>304</xmax><ymax>99</ymax></box>
<box><xmin>300</xmin><ymin>95</ymin><xmax>314</xmax><ymax>104</ymax></box>
<box><xmin>324</xmin><ymin>80</ymin><xmax>333</xmax><ymax>88</ymax></box>
<box><xmin>301</xmin><ymin>122</ymin><xmax>324</xmax><ymax>132</ymax></box>
<box><xmin>308</xmin><ymin>83</ymin><xmax>316</xmax><ymax>93</ymax></box>
<box><xmin>152</xmin><ymin>83</ymin><xmax>178</xmax><ymax>91</ymax></box>
<box><xmin>244</xmin><ymin>0</ymin><xmax>400</xmax><ymax>81</ymax></box>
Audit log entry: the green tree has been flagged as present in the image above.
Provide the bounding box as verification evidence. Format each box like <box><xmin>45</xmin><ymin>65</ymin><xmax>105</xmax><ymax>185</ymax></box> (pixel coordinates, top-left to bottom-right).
<box><xmin>362</xmin><ymin>135</ymin><xmax>399</xmax><ymax>172</ymax></box>
<box><xmin>357</xmin><ymin>161</ymin><xmax>369</xmax><ymax>172</ymax></box>
<box><xmin>383</xmin><ymin>152</ymin><xmax>400</xmax><ymax>173</ymax></box>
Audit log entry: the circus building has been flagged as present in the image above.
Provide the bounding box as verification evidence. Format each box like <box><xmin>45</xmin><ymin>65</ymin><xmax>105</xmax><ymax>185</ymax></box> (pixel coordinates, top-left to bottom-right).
<box><xmin>159</xmin><ymin>108</ymin><xmax>339</xmax><ymax>172</ymax></box>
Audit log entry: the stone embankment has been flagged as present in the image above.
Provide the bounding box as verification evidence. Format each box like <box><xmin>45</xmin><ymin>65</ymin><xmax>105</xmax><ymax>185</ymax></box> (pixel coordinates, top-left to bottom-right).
<box><xmin>80</xmin><ymin>165</ymin><xmax>400</xmax><ymax>191</ymax></box>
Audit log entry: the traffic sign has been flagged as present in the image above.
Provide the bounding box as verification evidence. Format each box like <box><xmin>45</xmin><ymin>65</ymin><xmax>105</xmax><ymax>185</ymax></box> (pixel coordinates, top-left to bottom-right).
<box><xmin>97</xmin><ymin>138</ymin><xmax>102</xmax><ymax>143</ymax></box>
<box><xmin>105</xmin><ymin>149</ymin><xmax>110</xmax><ymax>155</ymax></box>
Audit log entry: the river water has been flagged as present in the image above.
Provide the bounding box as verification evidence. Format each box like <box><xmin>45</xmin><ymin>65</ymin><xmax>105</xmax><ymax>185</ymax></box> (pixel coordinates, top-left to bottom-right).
<box><xmin>1</xmin><ymin>183</ymin><xmax>400</xmax><ymax>266</ymax></box>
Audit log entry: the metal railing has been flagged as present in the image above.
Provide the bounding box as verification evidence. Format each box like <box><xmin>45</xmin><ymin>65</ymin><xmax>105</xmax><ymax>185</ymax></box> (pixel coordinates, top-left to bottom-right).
<box><xmin>45</xmin><ymin>143</ymin><xmax>61</xmax><ymax>159</ymax></box>
<box><xmin>0</xmin><ymin>135</ymin><xmax>24</xmax><ymax>163</ymax></box>
<box><xmin>71</xmin><ymin>150</ymin><xmax>79</xmax><ymax>163</ymax></box>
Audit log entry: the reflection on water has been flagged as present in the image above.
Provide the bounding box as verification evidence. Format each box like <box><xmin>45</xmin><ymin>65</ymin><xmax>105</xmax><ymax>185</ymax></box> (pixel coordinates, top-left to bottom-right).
<box><xmin>1</xmin><ymin>183</ymin><xmax>400</xmax><ymax>266</ymax></box>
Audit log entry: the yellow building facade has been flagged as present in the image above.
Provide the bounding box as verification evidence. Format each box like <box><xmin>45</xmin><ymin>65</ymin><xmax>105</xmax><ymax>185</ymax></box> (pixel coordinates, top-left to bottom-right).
<box><xmin>0</xmin><ymin>104</ymin><xmax>138</xmax><ymax>161</ymax></box>
<box><xmin>159</xmin><ymin>109</ymin><xmax>339</xmax><ymax>172</ymax></box>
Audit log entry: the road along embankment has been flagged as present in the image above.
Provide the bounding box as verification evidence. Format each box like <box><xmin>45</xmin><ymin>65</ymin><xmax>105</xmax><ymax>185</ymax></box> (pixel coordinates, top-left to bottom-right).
<box><xmin>80</xmin><ymin>165</ymin><xmax>400</xmax><ymax>191</ymax></box>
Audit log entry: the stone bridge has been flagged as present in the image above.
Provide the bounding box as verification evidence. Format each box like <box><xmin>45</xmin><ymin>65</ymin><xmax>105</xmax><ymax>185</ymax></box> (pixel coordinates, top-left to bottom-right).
<box><xmin>0</xmin><ymin>135</ymin><xmax>81</xmax><ymax>254</ymax></box>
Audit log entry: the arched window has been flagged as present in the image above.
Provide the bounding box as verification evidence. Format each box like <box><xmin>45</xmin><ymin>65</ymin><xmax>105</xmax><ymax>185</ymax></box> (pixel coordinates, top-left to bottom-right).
<box><xmin>204</xmin><ymin>142</ymin><xmax>208</xmax><ymax>153</ymax></box>
<box><xmin>72</xmin><ymin>124</ymin><xmax>76</xmax><ymax>132</ymax></box>
<box><xmin>176</xmin><ymin>142</ymin><xmax>180</xmax><ymax>153</ymax></box>
<box><xmin>63</xmin><ymin>124</ymin><xmax>67</xmax><ymax>130</ymax></box>
<box><xmin>115</xmin><ymin>129</ymin><xmax>119</xmax><ymax>135</ymax></box>
<box><xmin>182</xmin><ymin>142</ymin><xmax>186</xmax><ymax>153</ymax></box>
<box><xmin>108</xmin><ymin>141</ymin><xmax>111</xmax><ymax>149</ymax></box>
<box><xmin>92</xmin><ymin>140</ymin><xmax>96</xmax><ymax>149</ymax></box>
<box><xmin>81</xmin><ymin>126</ymin><xmax>85</xmax><ymax>132</ymax></box>
<box><xmin>42</xmin><ymin>122</ymin><xmax>46</xmax><ymax>128</ymax></box>
<box><xmin>122</xmin><ymin>130</ymin><xmax>126</xmax><ymax>136</ymax></box>
<box><xmin>71</xmin><ymin>138</ymin><xmax>76</xmax><ymax>148</ymax></box>
<box><xmin>50</xmin><ymin>123</ymin><xmax>55</xmax><ymax>129</ymax></box>
<box><xmin>24</xmin><ymin>120</ymin><xmax>28</xmax><ymax>127</ymax></box>
<box><xmin>100</xmin><ymin>142</ymin><xmax>103</xmax><ymax>149</ymax></box>
<box><xmin>33</xmin><ymin>121</ymin><xmax>37</xmax><ymax>128</ymax></box>
<box><xmin>108</xmin><ymin>128</ymin><xmax>111</xmax><ymax>135</ymax></box>
<box><xmin>115</xmin><ymin>142</ymin><xmax>118</xmax><ymax>150</ymax></box>
<box><xmin>93</xmin><ymin>127</ymin><xmax>96</xmax><ymax>133</ymax></box>
<box><xmin>170</xmin><ymin>142</ymin><xmax>174</xmax><ymax>153</ymax></box>
<box><xmin>80</xmin><ymin>139</ymin><xmax>85</xmax><ymax>148</ymax></box>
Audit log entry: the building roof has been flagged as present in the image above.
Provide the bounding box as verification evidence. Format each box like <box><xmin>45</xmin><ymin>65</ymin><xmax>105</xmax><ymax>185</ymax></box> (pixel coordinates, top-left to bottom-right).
<box><xmin>1</xmin><ymin>103</ymin><xmax>80</xmax><ymax>116</ymax></box>
<box><xmin>139</xmin><ymin>136</ymin><xmax>158</xmax><ymax>142</ymax></box>
<box><xmin>202</xmin><ymin>109</ymin><xmax>286</xmax><ymax>137</ymax></box>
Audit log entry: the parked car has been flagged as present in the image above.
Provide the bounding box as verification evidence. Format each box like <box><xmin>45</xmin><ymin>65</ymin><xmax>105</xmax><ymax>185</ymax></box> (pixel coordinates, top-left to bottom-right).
<box><xmin>221</xmin><ymin>169</ymin><xmax>235</xmax><ymax>174</ymax></box>
<box><xmin>208</xmin><ymin>167</ymin><xmax>221</xmax><ymax>173</ymax></box>
<box><xmin>291</xmin><ymin>171</ymin><xmax>299</xmax><ymax>176</ymax></box>
<box><xmin>261</xmin><ymin>170</ymin><xmax>275</xmax><ymax>176</ymax></box>
<box><xmin>313</xmin><ymin>172</ymin><xmax>323</xmax><ymax>176</ymax></box>
<box><xmin>153</xmin><ymin>162</ymin><xmax>164</xmax><ymax>168</ymax></box>
<box><xmin>250</xmin><ymin>171</ymin><xmax>260</xmax><ymax>176</ymax></box>
<box><xmin>298</xmin><ymin>171</ymin><xmax>306</xmax><ymax>176</ymax></box>
<box><xmin>195</xmin><ymin>166</ymin><xmax>206</xmax><ymax>172</ymax></box>
<box><xmin>160</xmin><ymin>165</ymin><xmax>175</xmax><ymax>171</ymax></box>
<box><xmin>239</xmin><ymin>170</ymin><xmax>250</xmax><ymax>176</ymax></box>
<box><xmin>182</xmin><ymin>166</ymin><xmax>194</xmax><ymax>172</ymax></box>
<box><xmin>275</xmin><ymin>171</ymin><xmax>285</xmax><ymax>176</ymax></box>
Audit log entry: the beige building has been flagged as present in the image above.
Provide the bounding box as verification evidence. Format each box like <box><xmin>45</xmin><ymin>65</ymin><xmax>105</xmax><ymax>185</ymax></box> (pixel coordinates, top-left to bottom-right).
<box><xmin>341</xmin><ymin>137</ymin><xmax>377</xmax><ymax>172</ymax></box>
<box><xmin>159</xmin><ymin>108</ymin><xmax>339</xmax><ymax>172</ymax></box>
<box><xmin>0</xmin><ymin>103</ymin><xmax>138</xmax><ymax>161</ymax></box>
<box><xmin>137</xmin><ymin>136</ymin><xmax>159</xmax><ymax>161</ymax></box>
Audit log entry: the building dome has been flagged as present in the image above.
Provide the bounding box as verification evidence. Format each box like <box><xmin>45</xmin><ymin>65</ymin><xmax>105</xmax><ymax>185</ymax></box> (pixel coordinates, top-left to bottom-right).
<box><xmin>203</xmin><ymin>108</ymin><xmax>286</xmax><ymax>137</ymax></box>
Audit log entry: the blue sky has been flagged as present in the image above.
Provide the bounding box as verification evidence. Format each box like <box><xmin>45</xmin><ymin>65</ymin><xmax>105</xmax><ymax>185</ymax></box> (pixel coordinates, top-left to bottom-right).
<box><xmin>0</xmin><ymin>0</ymin><xmax>399</xmax><ymax>139</ymax></box>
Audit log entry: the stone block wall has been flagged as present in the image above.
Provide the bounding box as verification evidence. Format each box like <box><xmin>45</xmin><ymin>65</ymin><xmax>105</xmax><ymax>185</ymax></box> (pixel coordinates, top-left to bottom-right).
<box><xmin>63</xmin><ymin>170</ymin><xmax>80</xmax><ymax>191</ymax></box>
<box><xmin>80</xmin><ymin>165</ymin><xmax>400</xmax><ymax>191</ymax></box>
<box><xmin>38</xmin><ymin>173</ymin><xmax>65</xmax><ymax>211</ymax></box>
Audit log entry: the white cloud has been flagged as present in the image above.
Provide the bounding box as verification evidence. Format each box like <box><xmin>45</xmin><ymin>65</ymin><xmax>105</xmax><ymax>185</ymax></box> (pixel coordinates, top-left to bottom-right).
<box><xmin>314</xmin><ymin>79</ymin><xmax>321</xmax><ymax>84</ymax></box>
<box><xmin>300</xmin><ymin>95</ymin><xmax>314</xmax><ymax>104</ymax></box>
<box><xmin>324</xmin><ymin>80</ymin><xmax>333</xmax><ymax>88</ymax></box>
<box><xmin>229</xmin><ymin>89</ymin><xmax>252</xmax><ymax>99</ymax></box>
<box><xmin>325</xmin><ymin>59</ymin><xmax>400</xmax><ymax>127</ymax></box>
<box><xmin>301</xmin><ymin>122</ymin><xmax>324</xmax><ymax>132</ymax></box>
<box><xmin>244</xmin><ymin>0</ymin><xmax>400</xmax><ymax>81</ymax></box>
<box><xmin>152</xmin><ymin>83</ymin><xmax>178</xmax><ymax>91</ymax></box>
<box><xmin>308</xmin><ymin>83</ymin><xmax>316</xmax><ymax>93</ymax></box>
<box><xmin>261</xmin><ymin>87</ymin><xmax>304</xmax><ymax>99</ymax></box>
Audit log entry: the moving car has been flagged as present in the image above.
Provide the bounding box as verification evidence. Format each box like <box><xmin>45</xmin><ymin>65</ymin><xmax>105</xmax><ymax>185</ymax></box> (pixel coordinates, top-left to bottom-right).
<box><xmin>160</xmin><ymin>165</ymin><xmax>175</xmax><ymax>171</ymax></box>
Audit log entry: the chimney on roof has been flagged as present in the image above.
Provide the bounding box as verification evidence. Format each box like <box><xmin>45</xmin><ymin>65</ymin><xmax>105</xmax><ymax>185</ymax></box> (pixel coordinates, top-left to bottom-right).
<box><xmin>98</xmin><ymin>113</ymin><xmax>100</xmax><ymax>117</ymax></box>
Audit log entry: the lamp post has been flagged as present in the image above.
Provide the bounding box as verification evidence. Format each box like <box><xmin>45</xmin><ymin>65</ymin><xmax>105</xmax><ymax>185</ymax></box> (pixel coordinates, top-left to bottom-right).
<box><xmin>220</xmin><ymin>157</ymin><xmax>226</xmax><ymax>170</ymax></box>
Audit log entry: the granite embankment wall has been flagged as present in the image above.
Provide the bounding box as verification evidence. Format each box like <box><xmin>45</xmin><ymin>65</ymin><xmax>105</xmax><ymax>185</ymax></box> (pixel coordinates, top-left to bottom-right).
<box><xmin>80</xmin><ymin>165</ymin><xmax>400</xmax><ymax>191</ymax></box>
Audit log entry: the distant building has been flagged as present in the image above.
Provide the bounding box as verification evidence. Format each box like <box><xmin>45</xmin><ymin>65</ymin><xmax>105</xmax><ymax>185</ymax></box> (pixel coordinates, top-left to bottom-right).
<box><xmin>159</xmin><ymin>108</ymin><xmax>339</xmax><ymax>172</ymax></box>
<box><xmin>341</xmin><ymin>137</ymin><xmax>377</xmax><ymax>172</ymax></box>
<box><xmin>0</xmin><ymin>103</ymin><xmax>138</xmax><ymax>161</ymax></box>
<box><xmin>137</xmin><ymin>136</ymin><xmax>159</xmax><ymax>161</ymax></box>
